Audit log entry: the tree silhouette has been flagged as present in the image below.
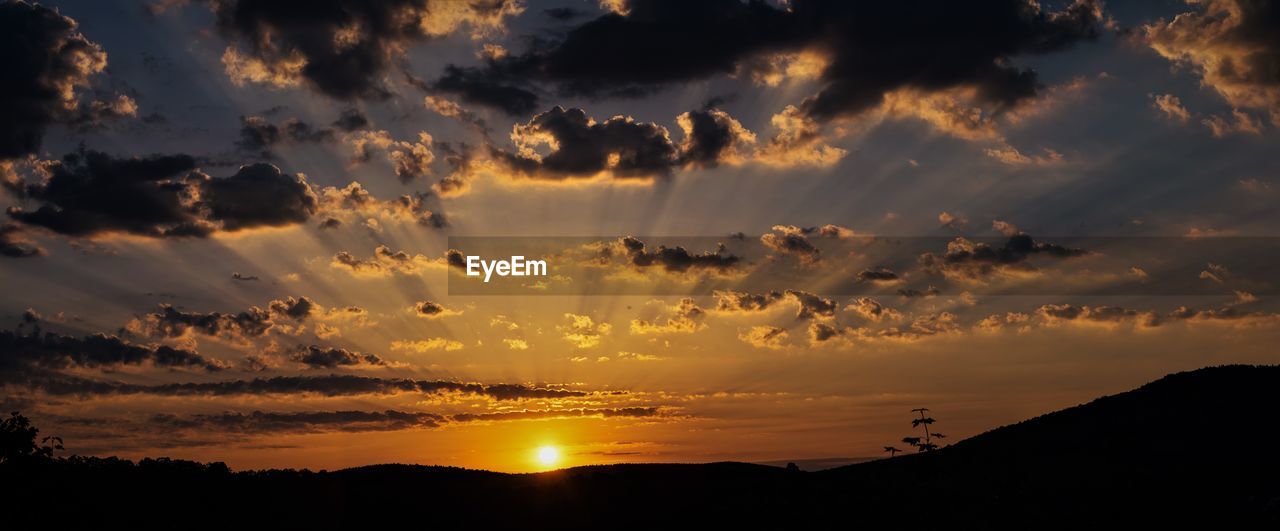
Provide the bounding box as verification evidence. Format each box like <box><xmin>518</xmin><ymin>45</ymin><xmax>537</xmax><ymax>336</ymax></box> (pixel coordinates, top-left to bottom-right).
<box><xmin>883</xmin><ymin>446</ymin><xmax>902</xmax><ymax>457</ymax></box>
<box><xmin>1</xmin><ymin>411</ymin><xmax>61</xmax><ymax>464</ymax></box>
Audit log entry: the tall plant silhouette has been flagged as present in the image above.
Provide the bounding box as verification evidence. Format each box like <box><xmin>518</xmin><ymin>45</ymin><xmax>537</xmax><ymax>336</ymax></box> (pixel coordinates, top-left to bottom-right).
<box><xmin>894</xmin><ymin>408</ymin><xmax>941</xmax><ymax>453</ymax></box>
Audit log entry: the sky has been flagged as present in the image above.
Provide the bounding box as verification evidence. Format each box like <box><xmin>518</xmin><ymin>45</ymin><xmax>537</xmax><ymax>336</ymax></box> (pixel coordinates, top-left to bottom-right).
<box><xmin>1</xmin><ymin>0</ymin><xmax>1278</xmax><ymax>472</ymax></box>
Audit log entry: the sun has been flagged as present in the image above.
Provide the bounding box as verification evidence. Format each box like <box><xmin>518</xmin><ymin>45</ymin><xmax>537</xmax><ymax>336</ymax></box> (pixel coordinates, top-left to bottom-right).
<box><xmin>534</xmin><ymin>445</ymin><xmax>561</xmax><ymax>468</ymax></box>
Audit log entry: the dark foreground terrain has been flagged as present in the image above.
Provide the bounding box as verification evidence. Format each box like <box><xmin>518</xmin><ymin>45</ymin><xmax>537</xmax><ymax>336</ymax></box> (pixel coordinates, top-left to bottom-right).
<box><xmin>4</xmin><ymin>365</ymin><xmax>1280</xmax><ymax>529</ymax></box>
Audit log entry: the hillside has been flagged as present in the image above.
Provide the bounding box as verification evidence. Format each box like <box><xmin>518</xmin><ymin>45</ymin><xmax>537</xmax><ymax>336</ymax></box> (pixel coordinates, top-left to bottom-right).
<box><xmin>3</xmin><ymin>365</ymin><xmax>1278</xmax><ymax>529</ymax></box>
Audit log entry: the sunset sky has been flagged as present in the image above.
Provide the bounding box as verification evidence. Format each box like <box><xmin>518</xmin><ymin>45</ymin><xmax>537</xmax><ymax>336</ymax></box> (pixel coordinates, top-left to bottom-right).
<box><xmin>2</xmin><ymin>0</ymin><xmax>1278</xmax><ymax>472</ymax></box>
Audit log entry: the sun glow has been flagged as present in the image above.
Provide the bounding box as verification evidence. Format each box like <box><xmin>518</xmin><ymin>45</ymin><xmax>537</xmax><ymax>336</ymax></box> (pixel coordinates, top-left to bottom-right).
<box><xmin>535</xmin><ymin>445</ymin><xmax>561</xmax><ymax>468</ymax></box>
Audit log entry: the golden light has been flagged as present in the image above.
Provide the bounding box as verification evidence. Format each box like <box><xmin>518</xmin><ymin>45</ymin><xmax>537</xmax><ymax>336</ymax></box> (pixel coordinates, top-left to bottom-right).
<box><xmin>534</xmin><ymin>445</ymin><xmax>561</xmax><ymax>468</ymax></box>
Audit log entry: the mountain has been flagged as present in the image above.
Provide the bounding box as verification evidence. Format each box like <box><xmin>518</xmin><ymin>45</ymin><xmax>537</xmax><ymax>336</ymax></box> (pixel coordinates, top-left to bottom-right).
<box><xmin>3</xmin><ymin>365</ymin><xmax>1278</xmax><ymax>529</ymax></box>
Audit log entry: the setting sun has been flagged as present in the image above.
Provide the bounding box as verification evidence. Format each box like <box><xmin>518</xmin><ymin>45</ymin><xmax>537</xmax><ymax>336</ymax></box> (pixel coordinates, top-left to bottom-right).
<box><xmin>535</xmin><ymin>445</ymin><xmax>561</xmax><ymax>468</ymax></box>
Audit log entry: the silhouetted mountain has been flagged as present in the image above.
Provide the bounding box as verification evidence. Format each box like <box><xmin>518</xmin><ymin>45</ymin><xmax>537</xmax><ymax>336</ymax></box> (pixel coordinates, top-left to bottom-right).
<box><xmin>3</xmin><ymin>365</ymin><xmax>1278</xmax><ymax>529</ymax></box>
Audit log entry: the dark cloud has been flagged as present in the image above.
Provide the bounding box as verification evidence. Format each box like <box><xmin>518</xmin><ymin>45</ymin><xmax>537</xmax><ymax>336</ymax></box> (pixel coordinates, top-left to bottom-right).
<box><xmin>761</xmin><ymin>230</ymin><xmax>820</xmax><ymax>264</ymax></box>
<box><xmin>412</xmin><ymin>301</ymin><xmax>450</xmax><ymax>317</ymax></box>
<box><xmin>451</xmin><ymin>407</ymin><xmax>660</xmax><ymax>423</ymax></box>
<box><xmin>675</xmin><ymin>107</ymin><xmax>756</xmax><ymax>169</ymax></box>
<box><xmin>714</xmin><ymin>290</ymin><xmax>784</xmax><ymax>312</ymax></box>
<box><xmin>132</xmin><ymin>296</ymin><xmax>314</xmax><ymax>340</ymax></box>
<box><xmin>432</xmin><ymin>64</ymin><xmax>541</xmax><ymax>116</ymax></box>
<box><xmin>0</xmin><ymin>2</ymin><xmax>116</xmax><ymax>159</ymax></box>
<box><xmin>0</xmin><ymin>328</ymin><xmax>223</xmax><ymax>377</ymax></box>
<box><xmin>133</xmin><ymin>304</ymin><xmax>274</xmax><ymax>340</ymax></box>
<box><xmin>6</xmin><ymin>151</ymin><xmax>318</xmax><ymax>238</ymax></box>
<box><xmin>289</xmin><ymin>345</ymin><xmax>386</xmax><ymax>368</ymax></box>
<box><xmin>194</xmin><ymin>163</ymin><xmax>319</xmax><ymax>231</ymax></box>
<box><xmin>147</xmin><ymin>406</ymin><xmax>661</xmax><ymax>436</ymax></box>
<box><xmin>435</xmin><ymin>0</ymin><xmax>793</xmax><ymax>108</ymax></box>
<box><xmin>152</xmin><ymin>409</ymin><xmax>442</xmax><ymax>434</ymax></box>
<box><xmin>27</xmin><ymin>373</ymin><xmax>590</xmax><ymax>401</ymax></box>
<box><xmin>213</xmin><ymin>0</ymin><xmax>520</xmax><ymax>100</ymax></box>
<box><xmin>331</xmin><ymin>108</ymin><xmax>369</xmax><ymax>131</ymax></box>
<box><xmin>268</xmin><ymin>296</ymin><xmax>316</xmax><ymax>320</ymax></box>
<box><xmin>808</xmin><ymin>322</ymin><xmax>846</xmax><ymax>342</ymax></box>
<box><xmin>897</xmin><ymin>286</ymin><xmax>941</xmax><ymax>299</ymax></box>
<box><xmin>433</xmin><ymin>0</ymin><xmax>1101</xmax><ymax>123</ymax></box>
<box><xmin>784</xmin><ymin>289</ymin><xmax>836</xmax><ymax>320</ymax></box>
<box><xmin>919</xmin><ymin>234</ymin><xmax>1088</xmax><ymax>280</ymax></box>
<box><xmin>495</xmin><ymin>106</ymin><xmax>679</xmax><ymax>179</ymax></box>
<box><xmin>1037</xmin><ymin>304</ymin><xmax>1160</xmax><ymax>326</ymax></box>
<box><xmin>712</xmin><ymin>289</ymin><xmax>834</xmax><ymax>320</ymax></box>
<box><xmin>857</xmin><ymin>268</ymin><xmax>900</xmax><ymax>283</ymax></box>
<box><xmin>231</xmin><ymin>272</ymin><xmax>260</xmax><ymax>281</ymax></box>
<box><xmin>235</xmin><ymin>115</ymin><xmax>337</xmax><ymax>153</ymax></box>
<box><xmin>617</xmin><ymin>236</ymin><xmax>740</xmax><ymax>274</ymax></box>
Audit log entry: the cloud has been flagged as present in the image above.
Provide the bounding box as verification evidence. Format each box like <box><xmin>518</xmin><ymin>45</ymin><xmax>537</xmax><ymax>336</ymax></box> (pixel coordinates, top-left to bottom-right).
<box><xmin>714</xmin><ymin>290</ymin><xmax>785</xmax><ymax>313</ymax></box>
<box><xmin>147</xmin><ymin>406</ymin><xmax>663</xmax><ymax>436</ymax></box>
<box><xmin>235</xmin><ymin>115</ymin><xmax>338</xmax><ymax>153</ymax></box>
<box><xmin>897</xmin><ymin>286</ymin><xmax>941</xmax><ymax>299</ymax></box>
<box><xmin>450</xmin><ymin>407</ymin><xmax>661</xmax><ymax>423</ymax></box>
<box><xmin>918</xmin><ymin>234</ymin><xmax>1088</xmax><ymax>281</ymax></box>
<box><xmin>846</xmin><ymin>297</ymin><xmax>903</xmax><ymax>322</ymax></box>
<box><xmin>494</xmin><ymin>106</ymin><xmax>679</xmax><ymax>180</ymax></box>
<box><xmin>0</xmin><ymin>223</ymin><xmax>43</xmax><ymax>258</ymax></box>
<box><xmin>753</xmin><ymin>105</ymin><xmax>848</xmax><ymax>168</ymax></box>
<box><xmin>1199</xmin><ymin>262</ymin><xmax>1232</xmax><ymax>284</ymax></box>
<box><xmin>983</xmin><ymin>145</ymin><xmax>1064</xmax><ymax>165</ymax></box>
<box><xmin>0</xmin><ymin>328</ymin><xmax>224</xmax><ymax>377</ymax></box>
<box><xmin>785</xmin><ymin>290</ymin><xmax>837</xmax><ymax>320</ymax></box>
<box><xmin>1143</xmin><ymin>0</ymin><xmax>1280</xmax><ymax>127</ymax></box>
<box><xmin>0</xmin><ymin>2</ymin><xmax>133</xmax><ymax>159</ymax></box>
<box><xmin>27</xmin><ymin>373</ymin><xmax>588</xmax><ymax>401</ymax></box>
<box><xmin>559</xmin><ymin>313</ymin><xmax>612</xmax><ymax>348</ymax></box>
<box><xmin>879</xmin><ymin>312</ymin><xmax>961</xmax><ymax>339</ymax></box>
<box><xmin>675</xmin><ymin>108</ymin><xmax>758</xmax><ymax>168</ymax></box>
<box><xmin>760</xmin><ymin>224</ymin><xmax>855</xmax><ymax>264</ymax></box>
<box><xmin>316</xmin><ymin>183</ymin><xmax>446</xmax><ymax>228</ymax></box>
<box><xmin>615</xmin><ymin>236</ymin><xmax>740</xmax><ymax>274</ymax></box>
<box><xmin>1202</xmin><ymin>108</ymin><xmax>1264</xmax><ymax>136</ymax></box>
<box><xmin>712</xmin><ymin>289</ymin><xmax>834</xmax><ymax>320</ymax></box>
<box><xmin>739</xmin><ymin>325</ymin><xmax>789</xmax><ymax>349</ymax></box>
<box><xmin>410</xmin><ymin>300</ymin><xmax>460</xmax><ymax>318</ymax></box>
<box><xmin>630</xmin><ymin>298</ymin><xmax>706</xmax><ymax>334</ymax></box>
<box><xmin>346</xmin><ymin>130</ymin><xmax>436</xmax><ymax>183</ymax></box>
<box><xmin>126</xmin><ymin>295</ymin><xmax>332</xmax><ymax>345</ymax></box>
<box><xmin>7</xmin><ymin>151</ymin><xmax>317</xmax><ymax>238</ymax></box>
<box><xmin>939</xmin><ymin>211</ymin><xmax>968</xmax><ymax>229</ymax></box>
<box><xmin>289</xmin><ymin>345</ymin><xmax>386</xmax><ymax>369</ymax></box>
<box><xmin>432</xmin><ymin>0</ymin><xmax>1101</xmax><ymax>128</ymax></box>
<box><xmin>330</xmin><ymin>246</ymin><xmax>447</xmax><ymax>277</ymax></box>
<box><xmin>856</xmin><ymin>267</ymin><xmax>902</xmax><ymax>285</ymax></box>
<box><xmin>152</xmin><ymin>409</ymin><xmax>442</xmax><ymax>434</ymax></box>
<box><xmin>390</xmin><ymin>338</ymin><xmax>465</xmax><ymax>352</ymax></box>
<box><xmin>213</xmin><ymin>0</ymin><xmax>522</xmax><ymax>100</ymax></box>
<box><xmin>1151</xmin><ymin>93</ymin><xmax>1192</xmax><ymax>122</ymax></box>
<box><xmin>1036</xmin><ymin>304</ymin><xmax>1161</xmax><ymax>327</ymax></box>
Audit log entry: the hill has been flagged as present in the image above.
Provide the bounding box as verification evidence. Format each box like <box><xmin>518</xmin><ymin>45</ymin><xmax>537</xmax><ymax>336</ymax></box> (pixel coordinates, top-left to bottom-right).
<box><xmin>3</xmin><ymin>365</ymin><xmax>1278</xmax><ymax>529</ymax></box>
